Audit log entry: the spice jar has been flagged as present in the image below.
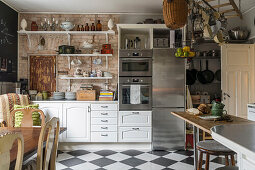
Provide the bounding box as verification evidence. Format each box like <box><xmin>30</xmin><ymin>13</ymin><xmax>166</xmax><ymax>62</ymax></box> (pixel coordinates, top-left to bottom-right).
<box><xmin>96</xmin><ymin>20</ymin><xmax>102</xmax><ymax>31</ymax></box>
<box><xmin>31</xmin><ymin>21</ymin><xmax>38</xmax><ymax>31</ymax></box>
<box><xmin>91</xmin><ymin>23</ymin><xmax>95</xmax><ymax>31</ymax></box>
<box><xmin>77</xmin><ymin>25</ymin><xmax>80</xmax><ymax>31</ymax></box>
<box><xmin>85</xmin><ymin>23</ymin><xmax>89</xmax><ymax>31</ymax></box>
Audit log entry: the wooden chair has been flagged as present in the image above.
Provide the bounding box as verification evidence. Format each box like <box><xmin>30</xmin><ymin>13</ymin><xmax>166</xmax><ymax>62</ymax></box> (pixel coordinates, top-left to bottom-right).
<box><xmin>23</xmin><ymin>117</ymin><xmax>60</xmax><ymax>170</ymax></box>
<box><xmin>9</xmin><ymin>108</ymin><xmax>45</xmax><ymax>127</ymax></box>
<box><xmin>197</xmin><ymin>140</ymin><xmax>236</xmax><ymax>170</ymax></box>
<box><xmin>0</xmin><ymin>132</ymin><xmax>24</xmax><ymax>170</ymax></box>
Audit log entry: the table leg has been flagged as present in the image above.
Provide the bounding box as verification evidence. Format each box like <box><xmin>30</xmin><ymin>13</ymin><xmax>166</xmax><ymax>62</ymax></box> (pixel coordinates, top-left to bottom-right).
<box><xmin>193</xmin><ymin>126</ymin><xmax>198</xmax><ymax>170</ymax></box>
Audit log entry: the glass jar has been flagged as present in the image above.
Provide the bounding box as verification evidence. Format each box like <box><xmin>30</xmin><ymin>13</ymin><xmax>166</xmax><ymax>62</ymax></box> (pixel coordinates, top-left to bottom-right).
<box><xmin>96</xmin><ymin>20</ymin><xmax>102</xmax><ymax>31</ymax></box>
<box><xmin>31</xmin><ymin>21</ymin><xmax>38</xmax><ymax>31</ymax></box>
<box><xmin>91</xmin><ymin>23</ymin><xmax>95</xmax><ymax>31</ymax></box>
<box><xmin>85</xmin><ymin>23</ymin><xmax>89</xmax><ymax>31</ymax></box>
<box><xmin>76</xmin><ymin>25</ymin><xmax>80</xmax><ymax>31</ymax></box>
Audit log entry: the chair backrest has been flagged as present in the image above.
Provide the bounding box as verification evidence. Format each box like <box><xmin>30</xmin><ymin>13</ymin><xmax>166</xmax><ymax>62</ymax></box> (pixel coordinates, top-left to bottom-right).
<box><xmin>36</xmin><ymin>117</ymin><xmax>60</xmax><ymax>170</ymax></box>
<box><xmin>9</xmin><ymin>108</ymin><xmax>45</xmax><ymax>127</ymax></box>
<box><xmin>0</xmin><ymin>93</ymin><xmax>30</xmax><ymax>127</ymax></box>
<box><xmin>0</xmin><ymin>132</ymin><xmax>24</xmax><ymax>170</ymax></box>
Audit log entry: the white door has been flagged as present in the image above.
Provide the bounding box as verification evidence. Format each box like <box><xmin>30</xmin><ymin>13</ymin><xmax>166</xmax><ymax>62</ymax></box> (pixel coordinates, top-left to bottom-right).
<box><xmin>62</xmin><ymin>103</ymin><xmax>90</xmax><ymax>142</ymax></box>
<box><xmin>222</xmin><ymin>44</ymin><xmax>255</xmax><ymax>118</ymax></box>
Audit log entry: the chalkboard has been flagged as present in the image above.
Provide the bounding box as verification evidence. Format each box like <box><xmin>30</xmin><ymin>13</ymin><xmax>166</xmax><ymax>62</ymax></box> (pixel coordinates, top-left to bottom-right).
<box><xmin>0</xmin><ymin>1</ymin><xmax>18</xmax><ymax>82</ymax></box>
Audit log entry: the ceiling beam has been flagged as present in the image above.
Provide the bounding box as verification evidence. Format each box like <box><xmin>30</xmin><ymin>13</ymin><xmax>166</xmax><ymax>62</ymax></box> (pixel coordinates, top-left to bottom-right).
<box><xmin>219</xmin><ymin>9</ymin><xmax>235</xmax><ymax>14</ymax></box>
<box><xmin>229</xmin><ymin>0</ymin><xmax>242</xmax><ymax>19</ymax></box>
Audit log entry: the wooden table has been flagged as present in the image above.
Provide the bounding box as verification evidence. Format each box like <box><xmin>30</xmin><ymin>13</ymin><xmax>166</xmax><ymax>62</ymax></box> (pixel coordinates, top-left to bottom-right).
<box><xmin>0</xmin><ymin>127</ymin><xmax>66</xmax><ymax>165</ymax></box>
<box><xmin>171</xmin><ymin>112</ymin><xmax>253</xmax><ymax>170</ymax></box>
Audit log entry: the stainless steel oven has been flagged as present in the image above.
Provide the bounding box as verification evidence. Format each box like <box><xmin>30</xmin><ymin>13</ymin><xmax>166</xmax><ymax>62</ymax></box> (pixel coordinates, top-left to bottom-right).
<box><xmin>119</xmin><ymin>77</ymin><xmax>152</xmax><ymax>111</ymax></box>
<box><xmin>119</xmin><ymin>49</ymin><xmax>152</xmax><ymax>77</ymax></box>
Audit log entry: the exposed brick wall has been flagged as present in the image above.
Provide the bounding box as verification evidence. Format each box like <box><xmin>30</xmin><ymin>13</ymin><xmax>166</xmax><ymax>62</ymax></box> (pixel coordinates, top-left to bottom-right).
<box><xmin>18</xmin><ymin>14</ymin><xmax>119</xmax><ymax>93</ymax></box>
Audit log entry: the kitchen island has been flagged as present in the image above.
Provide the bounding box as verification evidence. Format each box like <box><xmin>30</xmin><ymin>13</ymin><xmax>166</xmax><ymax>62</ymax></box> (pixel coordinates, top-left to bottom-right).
<box><xmin>211</xmin><ymin>124</ymin><xmax>255</xmax><ymax>170</ymax></box>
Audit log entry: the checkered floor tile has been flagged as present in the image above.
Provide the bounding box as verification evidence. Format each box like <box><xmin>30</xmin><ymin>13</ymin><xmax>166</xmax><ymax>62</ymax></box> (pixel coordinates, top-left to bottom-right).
<box><xmin>56</xmin><ymin>149</ymin><xmax>226</xmax><ymax>170</ymax></box>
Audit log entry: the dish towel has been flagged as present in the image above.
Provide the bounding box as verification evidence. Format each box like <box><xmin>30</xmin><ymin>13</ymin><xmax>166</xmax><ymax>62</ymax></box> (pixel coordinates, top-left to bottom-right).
<box><xmin>186</xmin><ymin>86</ymin><xmax>193</xmax><ymax>109</ymax></box>
<box><xmin>130</xmin><ymin>85</ymin><xmax>141</xmax><ymax>104</ymax></box>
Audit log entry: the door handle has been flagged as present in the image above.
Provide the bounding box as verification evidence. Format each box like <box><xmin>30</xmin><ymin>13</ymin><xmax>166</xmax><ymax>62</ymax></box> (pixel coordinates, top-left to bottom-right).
<box><xmin>132</xmin><ymin>128</ymin><xmax>140</xmax><ymax>130</ymax></box>
<box><xmin>101</xmin><ymin>120</ymin><xmax>108</xmax><ymax>123</ymax></box>
<box><xmin>223</xmin><ymin>93</ymin><xmax>230</xmax><ymax>98</ymax></box>
<box><xmin>101</xmin><ymin>113</ymin><xmax>108</xmax><ymax>115</ymax></box>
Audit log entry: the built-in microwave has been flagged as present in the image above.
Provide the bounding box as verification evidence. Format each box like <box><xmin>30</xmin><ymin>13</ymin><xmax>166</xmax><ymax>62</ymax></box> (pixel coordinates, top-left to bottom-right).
<box><xmin>119</xmin><ymin>49</ymin><xmax>153</xmax><ymax>77</ymax></box>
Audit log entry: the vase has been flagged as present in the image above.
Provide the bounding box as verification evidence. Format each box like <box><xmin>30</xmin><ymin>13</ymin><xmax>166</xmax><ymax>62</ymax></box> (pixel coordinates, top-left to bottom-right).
<box><xmin>108</xmin><ymin>19</ymin><xmax>114</xmax><ymax>30</ymax></box>
<box><xmin>20</xmin><ymin>19</ymin><xmax>27</xmax><ymax>31</ymax></box>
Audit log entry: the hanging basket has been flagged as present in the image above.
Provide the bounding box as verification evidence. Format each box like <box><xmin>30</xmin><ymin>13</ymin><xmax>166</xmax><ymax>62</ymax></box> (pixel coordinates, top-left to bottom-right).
<box><xmin>163</xmin><ymin>0</ymin><xmax>188</xmax><ymax>30</ymax></box>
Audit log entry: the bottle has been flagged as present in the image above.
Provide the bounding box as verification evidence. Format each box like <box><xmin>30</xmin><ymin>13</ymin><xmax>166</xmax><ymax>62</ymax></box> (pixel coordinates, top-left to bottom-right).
<box><xmin>96</xmin><ymin>20</ymin><xmax>102</xmax><ymax>31</ymax></box>
<box><xmin>85</xmin><ymin>23</ymin><xmax>89</xmax><ymax>31</ymax></box>
<box><xmin>81</xmin><ymin>25</ymin><xmax>85</xmax><ymax>31</ymax></box>
<box><xmin>77</xmin><ymin>25</ymin><xmax>80</xmax><ymax>31</ymax></box>
<box><xmin>91</xmin><ymin>23</ymin><xmax>95</xmax><ymax>31</ymax></box>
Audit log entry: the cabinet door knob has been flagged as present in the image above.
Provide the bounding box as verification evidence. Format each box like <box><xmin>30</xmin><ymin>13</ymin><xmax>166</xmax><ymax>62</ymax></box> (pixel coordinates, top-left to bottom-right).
<box><xmin>101</xmin><ymin>106</ymin><xmax>108</xmax><ymax>108</ymax></box>
<box><xmin>101</xmin><ymin>127</ymin><xmax>108</xmax><ymax>129</ymax></box>
<box><xmin>132</xmin><ymin>128</ymin><xmax>140</xmax><ymax>130</ymax></box>
<box><xmin>101</xmin><ymin>134</ymin><xmax>108</xmax><ymax>137</ymax></box>
<box><xmin>101</xmin><ymin>113</ymin><xmax>108</xmax><ymax>115</ymax></box>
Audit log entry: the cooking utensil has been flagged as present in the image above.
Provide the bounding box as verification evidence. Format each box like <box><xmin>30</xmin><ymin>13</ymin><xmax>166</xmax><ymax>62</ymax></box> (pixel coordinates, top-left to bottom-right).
<box><xmin>215</xmin><ymin>69</ymin><xmax>221</xmax><ymax>81</ymax></box>
<box><xmin>228</xmin><ymin>28</ymin><xmax>250</xmax><ymax>40</ymax></box>
<box><xmin>202</xmin><ymin>60</ymin><xmax>214</xmax><ymax>83</ymax></box>
<box><xmin>186</xmin><ymin>60</ymin><xmax>197</xmax><ymax>85</ymax></box>
<box><xmin>197</xmin><ymin>60</ymin><xmax>207</xmax><ymax>84</ymax></box>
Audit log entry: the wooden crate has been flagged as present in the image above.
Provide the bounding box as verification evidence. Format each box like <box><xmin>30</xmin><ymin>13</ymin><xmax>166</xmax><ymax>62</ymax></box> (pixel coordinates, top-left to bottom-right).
<box><xmin>77</xmin><ymin>90</ymin><xmax>96</xmax><ymax>101</ymax></box>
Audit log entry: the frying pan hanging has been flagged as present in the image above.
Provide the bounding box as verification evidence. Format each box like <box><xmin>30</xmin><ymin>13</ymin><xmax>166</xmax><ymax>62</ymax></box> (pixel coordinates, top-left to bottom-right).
<box><xmin>202</xmin><ymin>60</ymin><xmax>214</xmax><ymax>83</ymax></box>
<box><xmin>197</xmin><ymin>60</ymin><xmax>207</xmax><ymax>84</ymax></box>
<box><xmin>186</xmin><ymin>60</ymin><xmax>197</xmax><ymax>85</ymax></box>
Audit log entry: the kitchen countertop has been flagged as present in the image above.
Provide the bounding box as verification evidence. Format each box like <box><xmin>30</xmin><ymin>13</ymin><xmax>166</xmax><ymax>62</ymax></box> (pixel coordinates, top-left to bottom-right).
<box><xmin>32</xmin><ymin>99</ymin><xmax>118</xmax><ymax>103</ymax></box>
<box><xmin>211</xmin><ymin>123</ymin><xmax>255</xmax><ymax>158</ymax></box>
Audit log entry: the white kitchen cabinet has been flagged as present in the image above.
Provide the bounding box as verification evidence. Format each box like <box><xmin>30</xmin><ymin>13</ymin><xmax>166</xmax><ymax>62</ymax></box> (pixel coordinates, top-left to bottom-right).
<box><xmin>222</xmin><ymin>44</ymin><xmax>255</xmax><ymax>118</ymax></box>
<box><xmin>91</xmin><ymin>104</ymin><xmax>118</xmax><ymax>111</ymax></box>
<box><xmin>118</xmin><ymin>127</ymin><xmax>152</xmax><ymax>142</ymax></box>
<box><xmin>62</xmin><ymin>103</ymin><xmax>90</xmax><ymax>142</ymax></box>
<box><xmin>91</xmin><ymin>118</ymin><xmax>117</xmax><ymax>125</ymax></box>
<box><xmin>91</xmin><ymin>125</ymin><xmax>118</xmax><ymax>132</ymax></box>
<box><xmin>34</xmin><ymin>102</ymin><xmax>63</xmax><ymax>125</ymax></box>
<box><xmin>242</xmin><ymin>155</ymin><xmax>255</xmax><ymax>170</ymax></box>
<box><xmin>91</xmin><ymin>111</ymin><xmax>118</xmax><ymax>118</ymax></box>
<box><xmin>91</xmin><ymin>132</ymin><xmax>117</xmax><ymax>142</ymax></box>
<box><xmin>119</xmin><ymin>111</ymin><xmax>152</xmax><ymax>126</ymax></box>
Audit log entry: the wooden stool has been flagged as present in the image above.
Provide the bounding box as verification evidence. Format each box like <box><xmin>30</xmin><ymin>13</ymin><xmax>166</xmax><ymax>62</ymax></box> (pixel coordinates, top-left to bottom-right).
<box><xmin>215</xmin><ymin>166</ymin><xmax>238</xmax><ymax>170</ymax></box>
<box><xmin>197</xmin><ymin>140</ymin><xmax>236</xmax><ymax>170</ymax></box>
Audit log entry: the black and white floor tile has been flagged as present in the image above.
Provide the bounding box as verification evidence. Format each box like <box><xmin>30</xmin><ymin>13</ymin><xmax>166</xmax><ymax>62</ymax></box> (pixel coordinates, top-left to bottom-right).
<box><xmin>56</xmin><ymin>149</ymin><xmax>226</xmax><ymax>170</ymax></box>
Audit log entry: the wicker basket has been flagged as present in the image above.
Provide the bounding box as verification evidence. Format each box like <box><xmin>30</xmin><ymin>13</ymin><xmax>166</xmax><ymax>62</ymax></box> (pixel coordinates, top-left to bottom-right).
<box><xmin>163</xmin><ymin>0</ymin><xmax>188</xmax><ymax>30</ymax></box>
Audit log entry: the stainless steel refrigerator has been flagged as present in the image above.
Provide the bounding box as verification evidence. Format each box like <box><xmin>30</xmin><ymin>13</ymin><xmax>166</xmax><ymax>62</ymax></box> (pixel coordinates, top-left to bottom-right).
<box><xmin>152</xmin><ymin>49</ymin><xmax>185</xmax><ymax>150</ymax></box>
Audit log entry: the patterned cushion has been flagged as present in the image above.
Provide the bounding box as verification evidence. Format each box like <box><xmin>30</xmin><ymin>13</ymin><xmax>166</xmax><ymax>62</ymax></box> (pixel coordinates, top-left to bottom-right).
<box><xmin>13</xmin><ymin>104</ymin><xmax>41</xmax><ymax>127</ymax></box>
<box><xmin>0</xmin><ymin>93</ymin><xmax>30</xmax><ymax>126</ymax></box>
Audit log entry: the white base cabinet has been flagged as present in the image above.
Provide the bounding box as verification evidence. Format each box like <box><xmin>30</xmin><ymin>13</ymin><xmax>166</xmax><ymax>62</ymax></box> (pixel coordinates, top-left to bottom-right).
<box><xmin>62</xmin><ymin>103</ymin><xmax>90</xmax><ymax>142</ymax></box>
<box><xmin>118</xmin><ymin>127</ymin><xmax>152</xmax><ymax>142</ymax></box>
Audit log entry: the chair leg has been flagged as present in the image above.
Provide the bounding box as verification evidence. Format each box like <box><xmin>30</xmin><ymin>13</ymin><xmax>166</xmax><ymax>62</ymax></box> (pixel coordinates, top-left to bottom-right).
<box><xmin>205</xmin><ymin>153</ymin><xmax>210</xmax><ymax>170</ymax></box>
<box><xmin>225</xmin><ymin>155</ymin><xmax>229</xmax><ymax>166</ymax></box>
<box><xmin>198</xmin><ymin>151</ymin><xmax>203</xmax><ymax>170</ymax></box>
<box><xmin>231</xmin><ymin>155</ymin><xmax>235</xmax><ymax>166</ymax></box>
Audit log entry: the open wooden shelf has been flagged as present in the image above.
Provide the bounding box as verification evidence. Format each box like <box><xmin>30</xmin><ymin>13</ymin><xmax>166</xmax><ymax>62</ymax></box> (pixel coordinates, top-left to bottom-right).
<box><xmin>18</xmin><ymin>30</ymin><xmax>115</xmax><ymax>35</ymax></box>
<box><xmin>59</xmin><ymin>76</ymin><xmax>112</xmax><ymax>80</ymax></box>
<box><xmin>59</xmin><ymin>54</ymin><xmax>112</xmax><ymax>57</ymax></box>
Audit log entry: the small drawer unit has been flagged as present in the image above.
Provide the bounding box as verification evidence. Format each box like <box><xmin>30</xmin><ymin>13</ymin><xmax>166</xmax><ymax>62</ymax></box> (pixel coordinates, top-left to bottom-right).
<box><xmin>91</xmin><ymin>104</ymin><xmax>118</xmax><ymax>111</ymax></box>
<box><xmin>90</xmin><ymin>103</ymin><xmax>118</xmax><ymax>142</ymax></box>
<box><xmin>119</xmin><ymin>111</ymin><xmax>152</xmax><ymax>126</ymax></box>
<box><xmin>118</xmin><ymin>127</ymin><xmax>152</xmax><ymax>142</ymax></box>
<box><xmin>91</xmin><ymin>132</ymin><xmax>117</xmax><ymax>142</ymax></box>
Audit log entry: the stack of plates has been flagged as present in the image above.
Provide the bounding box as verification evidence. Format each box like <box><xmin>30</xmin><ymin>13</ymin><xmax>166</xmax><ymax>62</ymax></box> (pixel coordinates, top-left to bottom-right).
<box><xmin>65</xmin><ymin>92</ymin><xmax>76</xmax><ymax>100</ymax></box>
<box><xmin>53</xmin><ymin>92</ymin><xmax>65</xmax><ymax>100</ymax></box>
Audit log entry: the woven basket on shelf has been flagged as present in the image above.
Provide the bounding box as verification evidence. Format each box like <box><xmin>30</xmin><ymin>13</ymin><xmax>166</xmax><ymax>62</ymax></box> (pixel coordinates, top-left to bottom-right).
<box><xmin>163</xmin><ymin>0</ymin><xmax>188</xmax><ymax>30</ymax></box>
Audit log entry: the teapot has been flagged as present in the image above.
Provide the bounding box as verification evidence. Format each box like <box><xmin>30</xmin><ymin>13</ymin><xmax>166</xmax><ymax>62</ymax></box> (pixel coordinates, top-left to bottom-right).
<box><xmin>60</xmin><ymin>21</ymin><xmax>75</xmax><ymax>31</ymax></box>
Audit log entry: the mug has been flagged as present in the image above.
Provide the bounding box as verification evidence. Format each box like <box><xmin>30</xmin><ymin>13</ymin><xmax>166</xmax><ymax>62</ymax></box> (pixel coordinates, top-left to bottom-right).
<box><xmin>211</xmin><ymin>109</ymin><xmax>227</xmax><ymax>117</ymax></box>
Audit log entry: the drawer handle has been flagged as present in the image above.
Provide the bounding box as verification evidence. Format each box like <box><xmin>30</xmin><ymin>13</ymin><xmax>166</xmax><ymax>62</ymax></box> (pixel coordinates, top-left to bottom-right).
<box><xmin>101</xmin><ymin>120</ymin><xmax>108</xmax><ymax>123</ymax></box>
<box><xmin>101</xmin><ymin>113</ymin><xmax>108</xmax><ymax>115</ymax></box>
<box><xmin>132</xmin><ymin>112</ymin><xmax>139</xmax><ymax>114</ymax></box>
<box><xmin>132</xmin><ymin>128</ymin><xmax>140</xmax><ymax>130</ymax></box>
<box><xmin>101</xmin><ymin>106</ymin><xmax>108</xmax><ymax>108</ymax></box>
<box><xmin>101</xmin><ymin>127</ymin><xmax>108</xmax><ymax>130</ymax></box>
<box><xmin>101</xmin><ymin>134</ymin><xmax>108</xmax><ymax>137</ymax></box>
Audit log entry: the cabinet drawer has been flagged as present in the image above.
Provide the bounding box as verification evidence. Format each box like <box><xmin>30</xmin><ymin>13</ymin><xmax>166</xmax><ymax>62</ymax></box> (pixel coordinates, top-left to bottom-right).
<box><xmin>91</xmin><ymin>125</ymin><xmax>117</xmax><ymax>132</ymax></box>
<box><xmin>118</xmin><ymin>127</ymin><xmax>152</xmax><ymax>142</ymax></box>
<box><xmin>91</xmin><ymin>104</ymin><xmax>118</xmax><ymax>111</ymax></box>
<box><xmin>119</xmin><ymin>111</ymin><xmax>152</xmax><ymax>126</ymax></box>
<box><xmin>91</xmin><ymin>132</ymin><xmax>117</xmax><ymax>142</ymax></box>
<box><xmin>91</xmin><ymin>118</ymin><xmax>117</xmax><ymax>125</ymax></box>
<box><xmin>91</xmin><ymin>111</ymin><xmax>117</xmax><ymax>118</ymax></box>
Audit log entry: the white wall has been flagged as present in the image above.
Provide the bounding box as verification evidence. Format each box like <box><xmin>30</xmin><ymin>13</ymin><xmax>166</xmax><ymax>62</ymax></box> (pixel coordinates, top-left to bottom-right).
<box><xmin>119</xmin><ymin>14</ymin><xmax>163</xmax><ymax>24</ymax></box>
<box><xmin>242</xmin><ymin>7</ymin><xmax>255</xmax><ymax>40</ymax></box>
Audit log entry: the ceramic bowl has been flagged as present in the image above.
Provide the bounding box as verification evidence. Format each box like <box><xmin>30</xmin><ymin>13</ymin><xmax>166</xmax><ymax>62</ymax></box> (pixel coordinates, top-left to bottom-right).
<box><xmin>60</xmin><ymin>21</ymin><xmax>75</xmax><ymax>31</ymax></box>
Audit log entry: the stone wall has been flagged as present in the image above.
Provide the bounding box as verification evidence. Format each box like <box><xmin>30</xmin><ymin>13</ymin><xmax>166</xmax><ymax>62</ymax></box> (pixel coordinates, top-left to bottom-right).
<box><xmin>18</xmin><ymin>14</ymin><xmax>120</xmax><ymax>93</ymax></box>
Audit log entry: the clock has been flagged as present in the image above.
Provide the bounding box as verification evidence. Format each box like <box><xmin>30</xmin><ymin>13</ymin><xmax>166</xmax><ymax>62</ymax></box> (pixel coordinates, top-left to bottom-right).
<box><xmin>0</xmin><ymin>18</ymin><xmax>14</xmax><ymax>45</ymax></box>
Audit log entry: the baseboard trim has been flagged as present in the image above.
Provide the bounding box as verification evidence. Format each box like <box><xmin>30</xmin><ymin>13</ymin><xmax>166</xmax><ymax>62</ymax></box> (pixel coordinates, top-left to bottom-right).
<box><xmin>59</xmin><ymin>142</ymin><xmax>152</xmax><ymax>151</ymax></box>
